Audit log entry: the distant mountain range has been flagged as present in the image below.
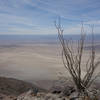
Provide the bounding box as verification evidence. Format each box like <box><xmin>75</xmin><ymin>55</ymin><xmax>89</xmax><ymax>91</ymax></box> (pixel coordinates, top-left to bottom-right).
<box><xmin>0</xmin><ymin>34</ymin><xmax>100</xmax><ymax>44</ymax></box>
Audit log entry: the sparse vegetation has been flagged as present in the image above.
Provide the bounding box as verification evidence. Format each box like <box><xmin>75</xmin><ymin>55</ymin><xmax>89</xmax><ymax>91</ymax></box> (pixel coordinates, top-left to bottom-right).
<box><xmin>55</xmin><ymin>18</ymin><xmax>100</xmax><ymax>99</ymax></box>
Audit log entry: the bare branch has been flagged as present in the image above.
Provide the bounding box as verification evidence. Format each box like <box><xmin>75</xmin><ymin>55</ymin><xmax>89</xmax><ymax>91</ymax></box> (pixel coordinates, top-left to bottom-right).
<box><xmin>55</xmin><ymin>18</ymin><xmax>100</xmax><ymax>97</ymax></box>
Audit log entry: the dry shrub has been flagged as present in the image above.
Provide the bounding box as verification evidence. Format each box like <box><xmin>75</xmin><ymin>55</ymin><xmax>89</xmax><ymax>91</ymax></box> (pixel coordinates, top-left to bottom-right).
<box><xmin>55</xmin><ymin>18</ymin><xmax>100</xmax><ymax>99</ymax></box>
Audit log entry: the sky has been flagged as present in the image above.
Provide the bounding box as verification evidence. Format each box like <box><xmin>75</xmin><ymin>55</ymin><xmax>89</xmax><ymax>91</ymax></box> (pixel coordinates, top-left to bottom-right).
<box><xmin>0</xmin><ymin>0</ymin><xmax>100</xmax><ymax>35</ymax></box>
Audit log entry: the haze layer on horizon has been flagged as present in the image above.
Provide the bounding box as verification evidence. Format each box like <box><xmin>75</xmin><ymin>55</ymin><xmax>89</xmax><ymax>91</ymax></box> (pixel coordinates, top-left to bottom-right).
<box><xmin>0</xmin><ymin>0</ymin><xmax>100</xmax><ymax>35</ymax></box>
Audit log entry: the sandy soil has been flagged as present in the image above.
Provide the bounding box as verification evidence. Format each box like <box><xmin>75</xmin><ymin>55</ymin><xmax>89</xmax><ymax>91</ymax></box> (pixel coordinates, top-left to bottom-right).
<box><xmin>0</xmin><ymin>42</ymin><xmax>100</xmax><ymax>89</ymax></box>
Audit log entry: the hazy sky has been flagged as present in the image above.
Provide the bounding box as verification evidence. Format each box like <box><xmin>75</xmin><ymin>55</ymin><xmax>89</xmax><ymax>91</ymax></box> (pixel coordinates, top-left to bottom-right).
<box><xmin>0</xmin><ymin>0</ymin><xmax>100</xmax><ymax>35</ymax></box>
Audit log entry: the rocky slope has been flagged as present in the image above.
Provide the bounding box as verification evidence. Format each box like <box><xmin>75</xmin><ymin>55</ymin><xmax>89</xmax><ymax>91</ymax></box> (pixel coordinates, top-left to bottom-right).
<box><xmin>0</xmin><ymin>76</ymin><xmax>99</xmax><ymax>100</ymax></box>
<box><xmin>17</xmin><ymin>86</ymin><xmax>100</xmax><ymax>100</ymax></box>
<box><xmin>17</xmin><ymin>90</ymin><xmax>69</xmax><ymax>100</ymax></box>
<box><xmin>0</xmin><ymin>77</ymin><xmax>45</xmax><ymax>100</ymax></box>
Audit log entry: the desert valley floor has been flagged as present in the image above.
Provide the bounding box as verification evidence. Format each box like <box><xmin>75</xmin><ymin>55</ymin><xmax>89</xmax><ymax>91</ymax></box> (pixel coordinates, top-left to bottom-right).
<box><xmin>0</xmin><ymin>37</ymin><xmax>100</xmax><ymax>89</ymax></box>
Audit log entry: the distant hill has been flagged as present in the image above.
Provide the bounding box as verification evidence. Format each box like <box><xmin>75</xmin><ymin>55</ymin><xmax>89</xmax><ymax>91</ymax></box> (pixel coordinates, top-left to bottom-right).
<box><xmin>0</xmin><ymin>77</ymin><xmax>45</xmax><ymax>96</ymax></box>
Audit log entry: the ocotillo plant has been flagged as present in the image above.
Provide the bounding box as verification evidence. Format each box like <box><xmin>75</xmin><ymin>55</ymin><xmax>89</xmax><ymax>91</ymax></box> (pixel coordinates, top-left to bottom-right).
<box><xmin>55</xmin><ymin>19</ymin><xmax>100</xmax><ymax>97</ymax></box>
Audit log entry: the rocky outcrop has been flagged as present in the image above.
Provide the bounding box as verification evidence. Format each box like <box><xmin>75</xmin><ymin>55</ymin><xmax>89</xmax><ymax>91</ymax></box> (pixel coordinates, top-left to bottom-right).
<box><xmin>0</xmin><ymin>93</ymin><xmax>17</xmax><ymax>100</ymax></box>
<box><xmin>17</xmin><ymin>89</ymin><xmax>69</xmax><ymax>100</ymax></box>
<box><xmin>17</xmin><ymin>84</ymin><xmax>100</xmax><ymax>100</ymax></box>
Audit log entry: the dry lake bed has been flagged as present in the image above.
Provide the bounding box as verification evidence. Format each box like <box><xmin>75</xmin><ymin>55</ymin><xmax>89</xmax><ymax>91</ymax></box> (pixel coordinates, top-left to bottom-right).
<box><xmin>0</xmin><ymin>35</ymin><xmax>100</xmax><ymax>89</ymax></box>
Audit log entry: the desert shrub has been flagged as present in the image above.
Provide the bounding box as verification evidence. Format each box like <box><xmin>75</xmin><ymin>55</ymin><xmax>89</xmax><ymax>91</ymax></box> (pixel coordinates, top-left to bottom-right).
<box><xmin>55</xmin><ymin>18</ymin><xmax>100</xmax><ymax>99</ymax></box>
